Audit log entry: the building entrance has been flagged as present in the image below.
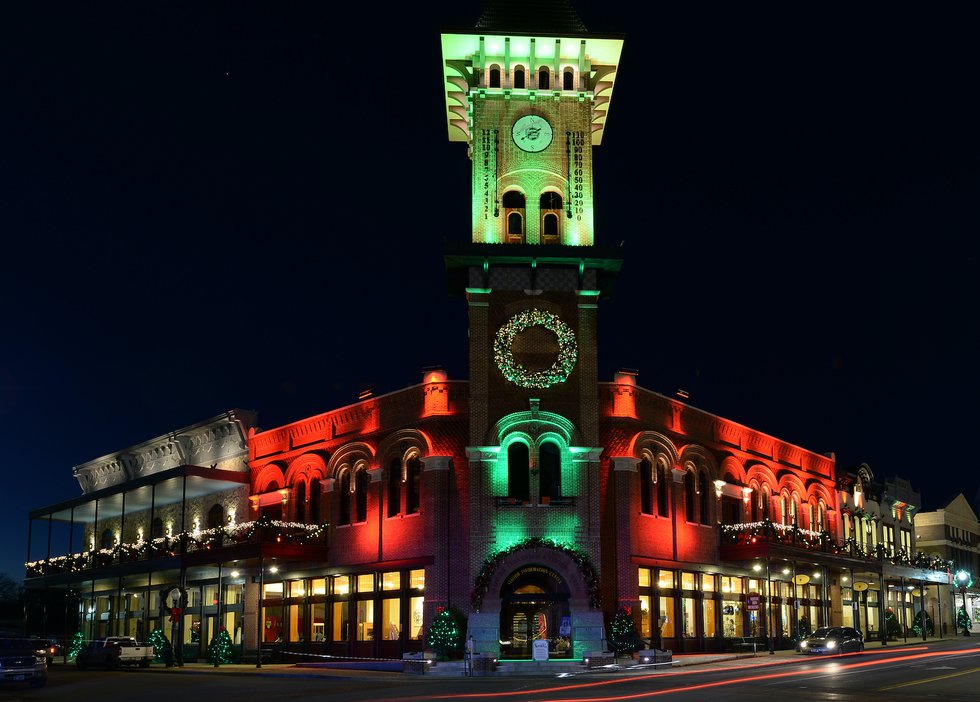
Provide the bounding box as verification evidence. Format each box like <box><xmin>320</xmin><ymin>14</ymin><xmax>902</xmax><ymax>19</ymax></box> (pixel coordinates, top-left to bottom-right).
<box><xmin>499</xmin><ymin>565</ymin><xmax>572</xmax><ymax>659</ymax></box>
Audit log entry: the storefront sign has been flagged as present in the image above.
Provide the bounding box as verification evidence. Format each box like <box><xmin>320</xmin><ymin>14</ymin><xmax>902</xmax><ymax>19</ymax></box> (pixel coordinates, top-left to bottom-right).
<box><xmin>532</xmin><ymin>639</ymin><xmax>549</xmax><ymax>661</ymax></box>
<box><xmin>746</xmin><ymin>593</ymin><xmax>761</xmax><ymax>611</ymax></box>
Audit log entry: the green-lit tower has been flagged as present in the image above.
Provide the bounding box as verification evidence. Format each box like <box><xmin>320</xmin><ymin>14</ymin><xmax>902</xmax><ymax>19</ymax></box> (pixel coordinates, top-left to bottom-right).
<box><xmin>442</xmin><ymin>1</ymin><xmax>626</xmax><ymax>659</ymax></box>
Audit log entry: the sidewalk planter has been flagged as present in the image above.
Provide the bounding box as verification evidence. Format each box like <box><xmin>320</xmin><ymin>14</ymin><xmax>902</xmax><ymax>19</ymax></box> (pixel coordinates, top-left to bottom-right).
<box><xmin>638</xmin><ymin>649</ymin><xmax>672</xmax><ymax>664</ymax></box>
<box><xmin>583</xmin><ymin>651</ymin><xmax>616</xmax><ymax>668</ymax></box>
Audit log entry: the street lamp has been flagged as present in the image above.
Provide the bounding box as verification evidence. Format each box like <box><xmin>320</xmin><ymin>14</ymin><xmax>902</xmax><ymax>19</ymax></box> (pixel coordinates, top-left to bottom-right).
<box><xmin>955</xmin><ymin>570</ymin><xmax>972</xmax><ymax>637</ymax></box>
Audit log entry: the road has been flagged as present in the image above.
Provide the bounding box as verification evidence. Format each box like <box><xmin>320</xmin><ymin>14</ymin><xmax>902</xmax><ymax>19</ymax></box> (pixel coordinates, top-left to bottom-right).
<box><xmin>11</xmin><ymin>639</ymin><xmax>980</xmax><ymax>702</ymax></box>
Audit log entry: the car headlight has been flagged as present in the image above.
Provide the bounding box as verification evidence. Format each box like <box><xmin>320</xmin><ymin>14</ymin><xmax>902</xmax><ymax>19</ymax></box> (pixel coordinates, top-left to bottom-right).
<box><xmin>826</xmin><ymin>640</ymin><xmax>837</xmax><ymax>649</ymax></box>
<box><xmin>800</xmin><ymin>641</ymin><xmax>808</xmax><ymax>648</ymax></box>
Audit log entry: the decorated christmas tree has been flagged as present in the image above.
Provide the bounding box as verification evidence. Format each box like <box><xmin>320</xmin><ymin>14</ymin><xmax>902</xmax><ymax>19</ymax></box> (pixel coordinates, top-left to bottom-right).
<box><xmin>956</xmin><ymin>606</ymin><xmax>972</xmax><ymax>635</ymax></box>
<box><xmin>608</xmin><ymin>606</ymin><xmax>645</xmax><ymax>657</ymax></box>
<box><xmin>148</xmin><ymin>627</ymin><xmax>174</xmax><ymax>665</ymax></box>
<box><xmin>67</xmin><ymin>631</ymin><xmax>85</xmax><ymax>659</ymax></box>
<box><xmin>425</xmin><ymin>606</ymin><xmax>464</xmax><ymax>660</ymax></box>
<box><xmin>884</xmin><ymin>607</ymin><xmax>903</xmax><ymax>639</ymax></box>
<box><xmin>206</xmin><ymin>626</ymin><xmax>236</xmax><ymax>664</ymax></box>
<box><xmin>911</xmin><ymin>608</ymin><xmax>934</xmax><ymax>637</ymax></box>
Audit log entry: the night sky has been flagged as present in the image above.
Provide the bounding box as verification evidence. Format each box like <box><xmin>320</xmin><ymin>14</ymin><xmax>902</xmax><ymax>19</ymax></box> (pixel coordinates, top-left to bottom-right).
<box><xmin>2</xmin><ymin>1</ymin><xmax>978</xmax><ymax>581</ymax></box>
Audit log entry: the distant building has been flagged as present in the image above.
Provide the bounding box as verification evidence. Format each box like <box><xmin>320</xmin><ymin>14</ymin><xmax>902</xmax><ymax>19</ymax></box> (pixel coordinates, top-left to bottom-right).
<box><xmin>915</xmin><ymin>494</ymin><xmax>980</xmax><ymax>633</ymax></box>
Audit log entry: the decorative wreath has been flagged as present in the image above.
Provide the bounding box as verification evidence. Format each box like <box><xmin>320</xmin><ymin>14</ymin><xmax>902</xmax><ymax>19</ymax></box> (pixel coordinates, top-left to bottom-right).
<box><xmin>494</xmin><ymin>309</ymin><xmax>577</xmax><ymax>389</ymax></box>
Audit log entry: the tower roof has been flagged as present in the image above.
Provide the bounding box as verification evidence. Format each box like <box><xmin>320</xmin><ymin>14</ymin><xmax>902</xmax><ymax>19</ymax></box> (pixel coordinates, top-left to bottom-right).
<box><xmin>475</xmin><ymin>0</ymin><xmax>588</xmax><ymax>35</ymax></box>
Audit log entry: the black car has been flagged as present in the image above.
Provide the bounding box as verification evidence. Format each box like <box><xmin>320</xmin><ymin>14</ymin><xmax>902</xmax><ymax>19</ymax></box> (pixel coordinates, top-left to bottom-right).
<box><xmin>799</xmin><ymin>626</ymin><xmax>864</xmax><ymax>654</ymax></box>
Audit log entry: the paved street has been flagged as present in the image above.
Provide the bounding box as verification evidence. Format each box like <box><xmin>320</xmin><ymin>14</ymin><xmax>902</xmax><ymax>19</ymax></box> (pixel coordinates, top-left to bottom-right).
<box><xmin>11</xmin><ymin>636</ymin><xmax>980</xmax><ymax>702</ymax></box>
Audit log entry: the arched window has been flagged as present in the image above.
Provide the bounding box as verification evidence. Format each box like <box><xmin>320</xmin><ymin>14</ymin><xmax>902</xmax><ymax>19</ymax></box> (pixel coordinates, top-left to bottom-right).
<box><xmin>406</xmin><ymin>455</ymin><xmax>421</xmax><ymax>514</ymax></box>
<box><xmin>656</xmin><ymin>460</ymin><xmax>669</xmax><ymax>516</ymax></box>
<box><xmin>781</xmin><ymin>494</ymin><xmax>789</xmax><ymax>526</ymax></box>
<box><xmin>338</xmin><ymin>471</ymin><xmax>351</xmax><ymax>525</ymax></box>
<box><xmin>502</xmin><ymin>190</ymin><xmax>526</xmax><ymax>243</ymax></box>
<box><xmin>684</xmin><ymin>471</ymin><xmax>696</xmax><ymax>522</ymax></box>
<box><xmin>540</xmin><ymin>192</ymin><xmax>562</xmax><ymax>244</ymax></box>
<box><xmin>489</xmin><ymin>65</ymin><xmax>501</xmax><ymax>88</ymax></box>
<box><xmin>507</xmin><ymin>442</ymin><xmax>530</xmax><ymax>503</ymax></box>
<box><xmin>297</xmin><ymin>482</ymin><xmax>308</xmax><ymax>522</ymax></box>
<box><xmin>151</xmin><ymin>517</ymin><xmax>164</xmax><ymax>540</ymax></box>
<box><xmin>538</xmin><ymin>66</ymin><xmax>550</xmax><ymax>90</ymax></box>
<box><xmin>761</xmin><ymin>486</ymin><xmax>771</xmax><ymax>521</ymax></box>
<box><xmin>639</xmin><ymin>457</ymin><xmax>653</xmax><ymax>515</ymax></box>
<box><xmin>101</xmin><ymin>529</ymin><xmax>114</xmax><ymax>549</ymax></box>
<box><xmin>514</xmin><ymin>66</ymin><xmax>526</xmax><ymax>89</ymax></box>
<box><xmin>699</xmin><ymin>471</ymin><xmax>711</xmax><ymax>525</ymax></box>
<box><xmin>539</xmin><ymin>441</ymin><xmax>561</xmax><ymax>502</ymax></box>
<box><xmin>310</xmin><ymin>479</ymin><xmax>322</xmax><ymax>524</ymax></box>
<box><xmin>388</xmin><ymin>456</ymin><xmax>401</xmax><ymax>517</ymax></box>
<box><xmin>355</xmin><ymin>469</ymin><xmax>369</xmax><ymax>522</ymax></box>
<box><xmin>563</xmin><ymin>67</ymin><xmax>574</xmax><ymax>91</ymax></box>
<box><xmin>263</xmin><ymin>481</ymin><xmax>282</xmax><ymax>521</ymax></box>
<box><xmin>750</xmin><ymin>486</ymin><xmax>760</xmax><ymax>522</ymax></box>
<box><xmin>207</xmin><ymin>503</ymin><xmax>224</xmax><ymax>530</ymax></box>
<box><xmin>817</xmin><ymin>500</ymin><xmax>826</xmax><ymax>532</ymax></box>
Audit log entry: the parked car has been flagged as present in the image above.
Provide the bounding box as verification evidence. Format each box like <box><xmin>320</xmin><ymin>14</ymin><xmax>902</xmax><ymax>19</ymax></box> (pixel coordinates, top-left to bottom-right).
<box><xmin>799</xmin><ymin>626</ymin><xmax>864</xmax><ymax>654</ymax></box>
<box><xmin>0</xmin><ymin>637</ymin><xmax>48</xmax><ymax>688</ymax></box>
<box><xmin>76</xmin><ymin>637</ymin><xmax>154</xmax><ymax>669</ymax></box>
<box><xmin>30</xmin><ymin>638</ymin><xmax>63</xmax><ymax>665</ymax></box>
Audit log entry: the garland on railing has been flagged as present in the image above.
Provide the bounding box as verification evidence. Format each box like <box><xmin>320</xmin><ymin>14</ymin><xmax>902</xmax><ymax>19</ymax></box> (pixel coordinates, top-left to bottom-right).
<box><xmin>25</xmin><ymin>516</ymin><xmax>327</xmax><ymax>576</ymax></box>
<box><xmin>470</xmin><ymin>536</ymin><xmax>601</xmax><ymax>611</ymax></box>
<box><xmin>722</xmin><ymin>521</ymin><xmax>952</xmax><ymax>572</ymax></box>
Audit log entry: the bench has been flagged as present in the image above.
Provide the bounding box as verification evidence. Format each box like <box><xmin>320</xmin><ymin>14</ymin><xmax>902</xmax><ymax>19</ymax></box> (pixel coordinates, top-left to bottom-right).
<box><xmin>732</xmin><ymin>637</ymin><xmax>761</xmax><ymax>655</ymax></box>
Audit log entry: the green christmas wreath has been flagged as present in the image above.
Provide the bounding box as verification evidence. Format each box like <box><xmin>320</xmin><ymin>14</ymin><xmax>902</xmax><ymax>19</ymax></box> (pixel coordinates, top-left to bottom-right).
<box><xmin>494</xmin><ymin>309</ymin><xmax>577</xmax><ymax>389</ymax></box>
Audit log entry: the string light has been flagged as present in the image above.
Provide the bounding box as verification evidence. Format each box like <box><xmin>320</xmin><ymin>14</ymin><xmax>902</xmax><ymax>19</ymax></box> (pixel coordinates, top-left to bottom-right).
<box><xmin>494</xmin><ymin>309</ymin><xmax>577</xmax><ymax>388</ymax></box>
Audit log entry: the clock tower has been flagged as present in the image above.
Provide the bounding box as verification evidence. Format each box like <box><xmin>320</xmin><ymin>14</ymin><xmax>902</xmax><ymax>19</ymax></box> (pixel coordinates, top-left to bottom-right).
<box><xmin>442</xmin><ymin>2</ymin><xmax>625</xmax><ymax>659</ymax></box>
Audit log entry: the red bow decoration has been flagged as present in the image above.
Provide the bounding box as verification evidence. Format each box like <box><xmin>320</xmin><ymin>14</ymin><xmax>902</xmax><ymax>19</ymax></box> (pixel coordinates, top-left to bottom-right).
<box><xmin>169</xmin><ymin>606</ymin><xmax>183</xmax><ymax>623</ymax></box>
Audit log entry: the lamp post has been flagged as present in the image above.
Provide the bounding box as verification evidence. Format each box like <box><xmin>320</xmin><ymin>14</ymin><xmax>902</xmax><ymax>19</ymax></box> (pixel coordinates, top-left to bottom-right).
<box><xmin>955</xmin><ymin>570</ymin><xmax>972</xmax><ymax>636</ymax></box>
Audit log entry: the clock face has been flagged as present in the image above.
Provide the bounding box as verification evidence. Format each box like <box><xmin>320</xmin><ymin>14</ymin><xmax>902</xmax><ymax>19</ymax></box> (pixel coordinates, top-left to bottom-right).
<box><xmin>512</xmin><ymin>115</ymin><xmax>553</xmax><ymax>153</ymax></box>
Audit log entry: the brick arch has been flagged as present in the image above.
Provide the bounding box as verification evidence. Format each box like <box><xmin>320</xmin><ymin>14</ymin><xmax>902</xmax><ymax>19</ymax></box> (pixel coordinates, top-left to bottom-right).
<box><xmin>478</xmin><ymin>547</ymin><xmax>593</xmax><ymax>615</ymax></box>
<box><xmin>375</xmin><ymin>429</ymin><xmax>431</xmax><ymax>467</ymax></box>
<box><xmin>326</xmin><ymin>442</ymin><xmax>375</xmax><ymax>479</ymax></box>
<box><xmin>719</xmin><ymin>455</ymin><xmax>746</xmax><ymax>485</ymax></box>
<box><xmin>627</xmin><ymin>431</ymin><xmax>680</xmax><ymax>467</ymax></box>
<box><xmin>253</xmin><ymin>462</ymin><xmax>286</xmax><ymax>494</ymax></box>
<box><xmin>678</xmin><ymin>445</ymin><xmax>718</xmax><ymax>479</ymax></box>
<box><xmin>744</xmin><ymin>462</ymin><xmax>778</xmax><ymax>492</ymax></box>
<box><xmin>285</xmin><ymin>451</ymin><xmax>329</xmax><ymax>486</ymax></box>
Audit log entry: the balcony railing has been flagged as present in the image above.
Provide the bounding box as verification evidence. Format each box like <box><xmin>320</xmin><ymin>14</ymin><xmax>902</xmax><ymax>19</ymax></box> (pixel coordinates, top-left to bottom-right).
<box><xmin>720</xmin><ymin>520</ymin><xmax>952</xmax><ymax>572</ymax></box>
<box><xmin>25</xmin><ymin>518</ymin><xmax>328</xmax><ymax>578</ymax></box>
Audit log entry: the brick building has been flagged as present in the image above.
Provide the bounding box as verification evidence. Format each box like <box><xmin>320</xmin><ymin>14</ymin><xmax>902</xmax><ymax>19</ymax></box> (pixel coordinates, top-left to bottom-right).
<box><xmin>24</xmin><ymin>1</ymin><xmax>954</xmax><ymax>662</ymax></box>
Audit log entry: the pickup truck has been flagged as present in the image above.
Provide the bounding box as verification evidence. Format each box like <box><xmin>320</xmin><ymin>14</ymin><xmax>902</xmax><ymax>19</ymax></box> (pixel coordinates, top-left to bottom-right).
<box><xmin>76</xmin><ymin>637</ymin><xmax>154</xmax><ymax>669</ymax></box>
<box><xmin>0</xmin><ymin>637</ymin><xmax>48</xmax><ymax>688</ymax></box>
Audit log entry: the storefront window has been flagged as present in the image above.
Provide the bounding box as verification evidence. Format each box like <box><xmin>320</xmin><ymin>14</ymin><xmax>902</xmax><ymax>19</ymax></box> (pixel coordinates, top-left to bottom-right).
<box><xmin>289</xmin><ymin>580</ymin><xmax>306</xmax><ymax>598</ymax></box>
<box><xmin>263</xmin><ymin>582</ymin><xmax>283</xmax><ymax>600</ymax></box>
<box><xmin>287</xmin><ymin>603</ymin><xmax>305</xmax><ymax>642</ymax></box>
<box><xmin>332</xmin><ymin>602</ymin><xmax>349</xmax><ymax>641</ymax></box>
<box><xmin>311</xmin><ymin>579</ymin><xmax>327</xmax><ymax>596</ymax></box>
<box><xmin>681</xmin><ymin>597</ymin><xmax>697</xmax><ymax>637</ymax></box>
<box><xmin>659</xmin><ymin>596</ymin><xmax>675</xmax><ymax>637</ymax></box>
<box><xmin>382</xmin><ymin>572</ymin><xmax>401</xmax><ymax>591</ymax></box>
<box><xmin>703</xmin><ymin>599</ymin><xmax>717</xmax><ymax>637</ymax></box>
<box><xmin>382</xmin><ymin>598</ymin><xmax>401</xmax><ymax>640</ymax></box>
<box><xmin>657</xmin><ymin>570</ymin><xmax>674</xmax><ymax>589</ymax></box>
<box><xmin>638</xmin><ymin>568</ymin><xmax>650</xmax><ymax>588</ymax></box>
<box><xmin>357</xmin><ymin>573</ymin><xmax>375</xmax><ymax>593</ymax></box>
<box><xmin>263</xmin><ymin>605</ymin><xmax>282</xmax><ymax>643</ymax></box>
<box><xmin>721</xmin><ymin>577</ymin><xmax>744</xmax><ymax>594</ymax></box>
<box><xmin>722</xmin><ymin>600</ymin><xmax>742</xmax><ymax>637</ymax></box>
<box><xmin>410</xmin><ymin>569</ymin><xmax>425</xmax><ymax>590</ymax></box>
<box><xmin>356</xmin><ymin>600</ymin><xmax>374</xmax><ymax>641</ymax></box>
<box><xmin>639</xmin><ymin>595</ymin><xmax>652</xmax><ymax>639</ymax></box>
<box><xmin>312</xmin><ymin>603</ymin><xmax>325</xmax><ymax>642</ymax></box>
<box><xmin>702</xmin><ymin>574</ymin><xmax>716</xmax><ymax>592</ymax></box>
<box><xmin>332</xmin><ymin>575</ymin><xmax>350</xmax><ymax>596</ymax></box>
<box><xmin>409</xmin><ymin>597</ymin><xmax>424</xmax><ymax>639</ymax></box>
<box><xmin>681</xmin><ymin>572</ymin><xmax>697</xmax><ymax>590</ymax></box>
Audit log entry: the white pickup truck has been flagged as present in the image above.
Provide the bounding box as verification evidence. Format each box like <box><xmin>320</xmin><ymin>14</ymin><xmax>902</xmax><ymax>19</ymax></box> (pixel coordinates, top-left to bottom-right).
<box><xmin>76</xmin><ymin>637</ymin><xmax>154</xmax><ymax>669</ymax></box>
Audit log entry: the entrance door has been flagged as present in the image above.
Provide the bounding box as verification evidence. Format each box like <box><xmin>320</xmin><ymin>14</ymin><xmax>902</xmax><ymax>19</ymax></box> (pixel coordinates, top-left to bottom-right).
<box><xmin>499</xmin><ymin>564</ymin><xmax>572</xmax><ymax>660</ymax></box>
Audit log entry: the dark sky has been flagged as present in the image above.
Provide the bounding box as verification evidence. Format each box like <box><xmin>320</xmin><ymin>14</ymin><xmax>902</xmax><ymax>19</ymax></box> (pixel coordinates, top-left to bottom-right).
<box><xmin>2</xmin><ymin>1</ymin><xmax>978</xmax><ymax>581</ymax></box>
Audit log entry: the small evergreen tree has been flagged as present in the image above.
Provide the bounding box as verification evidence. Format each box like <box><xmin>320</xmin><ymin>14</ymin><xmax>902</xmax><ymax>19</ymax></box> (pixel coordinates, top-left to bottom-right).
<box><xmin>608</xmin><ymin>607</ymin><xmax>644</xmax><ymax>657</ymax></box>
<box><xmin>425</xmin><ymin>607</ymin><xmax>464</xmax><ymax>660</ymax></box>
<box><xmin>67</xmin><ymin>631</ymin><xmax>85</xmax><ymax>659</ymax></box>
<box><xmin>148</xmin><ymin>627</ymin><xmax>174</xmax><ymax>666</ymax></box>
<box><xmin>956</xmin><ymin>606</ymin><xmax>972</xmax><ymax>635</ymax></box>
<box><xmin>884</xmin><ymin>607</ymin><xmax>903</xmax><ymax>639</ymax></box>
<box><xmin>206</xmin><ymin>627</ymin><xmax>236</xmax><ymax>664</ymax></box>
<box><xmin>911</xmin><ymin>609</ymin><xmax>935</xmax><ymax>637</ymax></box>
